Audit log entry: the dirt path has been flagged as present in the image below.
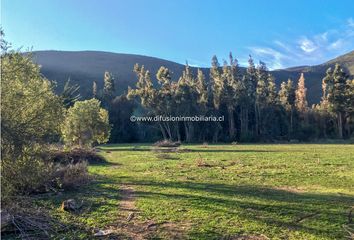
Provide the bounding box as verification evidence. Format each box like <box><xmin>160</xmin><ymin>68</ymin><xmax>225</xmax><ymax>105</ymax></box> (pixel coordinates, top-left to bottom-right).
<box><xmin>100</xmin><ymin>184</ymin><xmax>190</xmax><ymax>239</ymax></box>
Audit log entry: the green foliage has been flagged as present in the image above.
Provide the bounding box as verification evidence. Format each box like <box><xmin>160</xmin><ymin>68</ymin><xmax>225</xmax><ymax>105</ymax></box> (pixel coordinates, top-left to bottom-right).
<box><xmin>322</xmin><ymin>64</ymin><xmax>352</xmax><ymax>138</ymax></box>
<box><xmin>1</xmin><ymin>149</ymin><xmax>54</xmax><ymax>201</ymax></box>
<box><xmin>127</xmin><ymin>55</ymin><xmax>354</xmax><ymax>142</ymax></box>
<box><xmin>279</xmin><ymin>79</ymin><xmax>296</xmax><ymax>110</ymax></box>
<box><xmin>323</xmin><ymin>64</ymin><xmax>348</xmax><ymax>113</ymax></box>
<box><xmin>103</xmin><ymin>71</ymin><xmax>115</xmax><ymax>104</ymax></box>
<box><xmin>0</xmin><ymin>36</ymin><xmax>67</xmax><ymax>202</ymax></box>
<box><xmin>109</xmin><ymin>95</ymin><xmax>138</xmax><ymax>143</ymax></box>
<box><xmin>256</xmin><ymin>61</ymin><xmax>269</xmax><ymax>105</ymax></box>
<box><xmin>295</xmin><ymin>73</ymin><xmax>308</xmax><ymax>113</ymax></box>
<box><xmin>61</xmin><ymin>78</ymin><xmax>81</xmax><ymax>108</ymax></box>
<box><xmin>61</xmin><ymin>99</ymin><xmax>111</xmax><ymax>147</ymax></box>
<box><xmin>1</xmin><ymin>52</ymin><xmax>64</xmax><ymax>156</ymax></box>
<box><xmin>196</xmin><ymin>69</ymin><xmax>208</xmax><ymax>106</ymax></box>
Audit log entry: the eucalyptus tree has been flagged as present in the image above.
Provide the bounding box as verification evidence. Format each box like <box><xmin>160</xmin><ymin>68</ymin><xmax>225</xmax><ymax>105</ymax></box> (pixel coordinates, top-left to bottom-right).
<box><xmin>175</xmin><ymin>63</ymin><xmax>200</xmax><ymax>142</ymax></box>
<box><xmin>279</xmin><ymin>79</ymin><xmax>296</xmax><ymax>138</ymax></box>
<box><xmin>255</xmin><ymin>61</ymin><xmax>269</xmax><ymax>138</ymax></box>
<box><xmin>295</xmin><ymin>73</ymin><xmax>308</xmax><ymax>114</ymax></box>
<box><xmin>322</xmin><ymin>64</ymin><xmax>349</xmax><ymax>138</ymax></box>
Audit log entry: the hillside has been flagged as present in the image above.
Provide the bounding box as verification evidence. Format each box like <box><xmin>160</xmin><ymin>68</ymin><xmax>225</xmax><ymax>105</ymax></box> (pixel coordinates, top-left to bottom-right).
<box><xmin>32</xmin><ymin>50</ymin><xmax>354</xmax><ymax>104</ymax></box>
<box><xmin>32</xmin><ymin>51</ymin><xmax>207</xmax><ymax>98</ymax></box>
<box><xmin>272</xmin><ymin>50</ymin><xmax>354</xmax><ymax>103</ymax></box>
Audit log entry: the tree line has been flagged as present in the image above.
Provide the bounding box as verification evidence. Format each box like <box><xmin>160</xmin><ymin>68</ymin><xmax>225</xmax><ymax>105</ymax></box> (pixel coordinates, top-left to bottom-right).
<box><xmin>95</xmin><ymin>53</ymin><xmax>354</xmax><ymax>143</ymax></box>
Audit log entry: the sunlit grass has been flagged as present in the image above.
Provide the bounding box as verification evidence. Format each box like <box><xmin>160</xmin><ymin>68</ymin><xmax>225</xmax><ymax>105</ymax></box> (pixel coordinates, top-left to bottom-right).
<box><xmin>35</xmin><ymin>144</ymin><xmax>354</xmax><ymax>239</ymax></box>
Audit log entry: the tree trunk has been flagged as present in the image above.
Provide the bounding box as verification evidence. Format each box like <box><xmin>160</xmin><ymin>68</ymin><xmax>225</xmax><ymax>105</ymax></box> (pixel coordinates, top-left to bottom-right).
<box><xmin>345</xmin><ymin>116</ymin><xmax>351</xmax><ymax>138</ymax></box>
<box><xmin>344</xmin><ymin>115</ymin><xmax>350</xmax><ymax>138</ymax></box>
<box><xmin>159</xmin><ymin>122</ymin><xmax>167</xmax><ymax>140</ymax></box>
<box><xmin>176</xmin><ymin>123</ymin><xmax>181</xmax><ymax>142</ymax></box>
<box><xmin>254</xmin><ymin>102</ymin><xmax>259</xmax><ymax>137</ymax></box>
<box><xmin>289</xmin><ymin>108</ymin><xmax>293</xmax><ymax>140</ymax></box>
<box><xmin>213</xmin><ymin>122</ymin><xmax>220</xmax><ymax>143</ymax></box>
<box><xmin>163</xmin><ymin>122</ymin><xmax>172</xmax><ymax>140</ymax></box>
<box><xmin>184</xmin><ymin>122</ymin><xmax>191</xmax><ymax>142</ymax></box>
<box><xmin>228</xmin><ymin>107</ymin><xmax>235</xmax><ymax>140</ymax></box>
<box><xmin>244</xmin><ymin>108</ymin><xmax>249</xmax><ymax>137</ymax></box>
<box><xmin>240</xmin><ymin>107</ymin><xmax>244</xmax><ymax>139</ymax></box>
<box><xmin>338</xmin><ymin>112</ymin><xmax>343</xmax><ymax>139</ymax></box>
<box><xmin>187</xmin><ymin>122</ymin><xmax>194</xmax><ymax>142</ymax></box>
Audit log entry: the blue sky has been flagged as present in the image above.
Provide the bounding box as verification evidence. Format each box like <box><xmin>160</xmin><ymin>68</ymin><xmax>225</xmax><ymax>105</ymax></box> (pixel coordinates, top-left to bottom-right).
<box><xmin>2</xmin><ymin>0</ymin><xmax>354</xmax><ymax>69</ymax></box>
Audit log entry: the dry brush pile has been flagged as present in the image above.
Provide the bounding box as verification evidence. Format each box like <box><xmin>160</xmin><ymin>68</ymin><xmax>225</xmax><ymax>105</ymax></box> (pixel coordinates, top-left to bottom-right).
<box><xmin>1</xmin><ymin>147</ymin><xmax>104</xmax><ymax>239</ymax></box>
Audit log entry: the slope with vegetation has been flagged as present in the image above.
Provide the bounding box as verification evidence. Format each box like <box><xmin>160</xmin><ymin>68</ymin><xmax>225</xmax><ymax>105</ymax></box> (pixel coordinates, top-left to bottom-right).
<box><xmin>32</xmin><ymin>50</ymin><xmax>354</xmax><ymax>104</ymax></box>
<box><xmin>29</xmin><ymin>50</ymin><xmax>354</xmax><ymax>143</ymax></box>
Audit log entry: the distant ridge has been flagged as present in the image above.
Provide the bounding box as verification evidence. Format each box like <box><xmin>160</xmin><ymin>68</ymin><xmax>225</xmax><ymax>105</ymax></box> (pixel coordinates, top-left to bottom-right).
<box><xmin>32</xmin><ymin>50</ymin><xmax>354</xmax><ymax>104</ymax></box>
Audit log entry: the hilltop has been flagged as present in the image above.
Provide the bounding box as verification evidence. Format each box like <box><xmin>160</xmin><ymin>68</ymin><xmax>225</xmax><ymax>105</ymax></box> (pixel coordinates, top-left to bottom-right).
<box><xmin>32</xmin><ymin>50</ymin><xmax>354</xmax><ymax>104</ymax></box>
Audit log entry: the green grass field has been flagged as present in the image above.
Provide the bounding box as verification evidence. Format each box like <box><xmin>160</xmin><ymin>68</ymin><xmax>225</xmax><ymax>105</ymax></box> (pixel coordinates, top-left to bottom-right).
<box><xmin>38</xmin><ymin>144</ymin><xmax>354</xmax><ymax>239</ymax></box>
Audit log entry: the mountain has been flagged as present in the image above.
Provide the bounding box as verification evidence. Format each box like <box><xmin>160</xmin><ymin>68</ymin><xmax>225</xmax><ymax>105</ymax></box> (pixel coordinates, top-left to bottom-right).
<box><xmin>272</xmin><ymin>50</ymin><xmax>354</xmax><ymax>103</ymax></box>
<box><xmin>32</xmin><ymin>51</ymin><xmax>197</xmax><ymax>98</ymax></box>
<box><xmin>32</xmin><ymin>50</ymin><xmax>354</xmax><ymax>104</ymax></box>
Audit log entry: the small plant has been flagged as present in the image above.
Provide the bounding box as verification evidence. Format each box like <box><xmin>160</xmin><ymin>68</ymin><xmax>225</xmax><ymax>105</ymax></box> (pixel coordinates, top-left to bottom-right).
<box><xmin>195</xmin><ymin>153</ymin><xmax>213</xmax><ymax>167</ymax></box>
<box><xmin>1</xmin><ymin>154</ymin><xmax>54</xmax><ymax>201</ymax></box>
<box><xmin>53</xmin><ymin>161</ymin><xmax>91</xmax><ymax>189</ymax></box>
<box><xmin>156</xmin><ymin>153</ymin><xmax>180</xmax><ymax>160</ymax></box>
<box><xmin>343</xmin><ymin>224</ymin><xmax>354</xmax><ymax>239</ymax></box>
<box><xmin>153</xmin><ymin>140</ymin><xmax>181</xmax><ymax>148</ymax></box>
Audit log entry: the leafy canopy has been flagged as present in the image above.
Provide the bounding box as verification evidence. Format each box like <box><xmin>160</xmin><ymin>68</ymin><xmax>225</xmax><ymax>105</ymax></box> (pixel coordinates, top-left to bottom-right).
<box><xmin>61</xmin><ymin>99</ymin><xmax>110</xmax><ymax>147</ymax></box>
<box><xmin>1</xmin><ymin>52</ymin><xmax>63</xmax><ymax>155</ymax></box>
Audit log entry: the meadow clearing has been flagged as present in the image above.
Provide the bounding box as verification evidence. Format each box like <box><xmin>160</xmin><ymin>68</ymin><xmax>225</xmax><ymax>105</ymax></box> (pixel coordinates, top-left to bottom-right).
<box><xmin>27</xmin><ymin>144</ymin><xmax>354</xmax><ymax>240</ymax></box>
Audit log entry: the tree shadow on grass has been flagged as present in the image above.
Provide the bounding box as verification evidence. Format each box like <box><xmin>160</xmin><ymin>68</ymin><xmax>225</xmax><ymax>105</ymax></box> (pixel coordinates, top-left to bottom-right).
<box><xmin>117</xmin><ymin>179</ymin><xmax>353</xmax><ymax>239</ymax></box>
<box><xmin>89</xmin><ymin>160</ymin><xmax>122</xmax><ymax>167</ymax></box>
<box><xmin>98</xmin><ymin>147</ymin><xmax>276</xmax><ymax>153</ymax></box>
<box><xmin>34</xmin><ymin>172</ymin><xmax>353</xmax><ymax>239</ymax></box>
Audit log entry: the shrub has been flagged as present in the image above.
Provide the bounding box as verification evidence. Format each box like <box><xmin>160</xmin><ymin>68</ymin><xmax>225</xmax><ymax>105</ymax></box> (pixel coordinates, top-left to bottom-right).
<box><xmin>53</xmin><ymin>161</ymin><xmax>91</xmax><ymax>189</ymax></box>
<box><xmin>1</xmin><ymin>150</ymin><xmax>55</xmax><ymax>202</ymax></box>
<box><xmin>46</xmin><ymin>147</ymin><xmax>106</xmax><ymax>164</ymax></box>
<box><xmin>154</xmin><ymin>140</ymin><xmax>181</xmax><ymax>148</ymax></box>
<box><xmin>61</xmin><ymin>99</ymin><xmax>110</xmax><ymax>147</ymax></box>
<box><xmin>1</xmin><ymin>148</ymin><xmax>94</xmax><ymax>205</ymax></box>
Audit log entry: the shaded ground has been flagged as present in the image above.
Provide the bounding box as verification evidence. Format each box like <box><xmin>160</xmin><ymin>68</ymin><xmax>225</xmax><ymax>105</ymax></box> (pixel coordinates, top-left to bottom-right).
<box><xmin>23</xmin><ymin>144</ymin><xmax>354</xmax><ymax>239</ymax></box>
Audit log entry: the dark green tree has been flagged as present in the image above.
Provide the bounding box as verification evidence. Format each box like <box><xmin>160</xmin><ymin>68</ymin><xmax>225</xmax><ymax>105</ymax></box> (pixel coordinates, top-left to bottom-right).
<box><xmin>103</xmin><ymin>71</ymin><xmax>115</xmax><ymax>106</ymax></box>
<box><xmin>322</xmin><ymin>64</ymin><xmax>349</xmax><ymax>138</ymax></box>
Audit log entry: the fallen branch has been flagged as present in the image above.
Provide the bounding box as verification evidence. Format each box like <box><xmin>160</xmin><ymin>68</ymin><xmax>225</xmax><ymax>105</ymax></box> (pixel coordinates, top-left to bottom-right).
<box><xmin>294</xmin><ymin>212</ymin><xmax>319</xmax><ymax>223</ymax></box>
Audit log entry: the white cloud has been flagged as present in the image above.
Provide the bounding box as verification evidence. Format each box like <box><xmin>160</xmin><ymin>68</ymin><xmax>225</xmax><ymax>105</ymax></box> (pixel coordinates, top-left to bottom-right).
<box><xmin>246</xmin><ymin>18</ymin><xmax>354</xmax><ymax>69</ymax></box>
<box><xmin>299</xmin><ymin>37</ymin><xmax>317</xmax><ymax>53</ymax></box>
<box><xmin>327</xmin><ymin>39</ymin><xmax>344</xmax><ymax>50</ymax></box>
<box><xmin>319</xmin><ymin>32</ymin><xmax>328</xmax><ymax>41</ymax></box>
<box><xmin>274</xmin><ymin>40</ymin><xmax>291</xmax><ymax>52</ymax></box>
<box><xmin>186</xmin><ymin>58</ymin><xmax>208</xmax><ymax>68</ymax></box>
<box><xmin>248</xmin><ymin>47</ymin><xmax>286</xmax><ymax>69</ymax></box>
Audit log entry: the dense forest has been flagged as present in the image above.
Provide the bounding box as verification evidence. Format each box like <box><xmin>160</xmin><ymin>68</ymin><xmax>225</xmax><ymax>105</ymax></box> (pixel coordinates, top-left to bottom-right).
<box><xmin>92</xmin><ymin>53</ymin><xmax>354</xmax><ymax>143</ymax></box>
